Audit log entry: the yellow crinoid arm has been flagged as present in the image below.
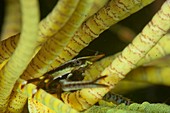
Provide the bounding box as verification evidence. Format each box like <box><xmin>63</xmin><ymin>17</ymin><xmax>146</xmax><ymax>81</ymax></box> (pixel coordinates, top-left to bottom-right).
<box><xmin>137</xmin><ymin>33</ymin><xmax>170</xmax><ymax>66</ymax></box>
<box><xmin>28</xmin><ymin>97</ymin><xmax>56</xmax><ymax>113</ymax></box>
<box><xmin>21</xmin><ymin>0</ymin><xmax>94</xmax><ymax>80</ymax></box>
<box><xmin>126</xmin><ymin>65</ymin><xmax>170</xmax><ymax>86</ymax></box>
<box><xmin>37</xmin><ymin>0</ymin><xmax>80</xmax><ymax>44</ymax></box>
<box><xmin>83</xmin><ymin>37</ymin><xmax>170</xmax><ymax>93</ymax></box>
<box><xmin>1</xmin><ymin>0</ymin><xmax>21</xmax><ymax>40</ymax></box>
<box><xmin>84</xmin><ymin>32</ymin><xmax>170</xmax><ymax>82</ymax></box>
<box><xmin>0</xmin><ymin>0</ymin><xmax>40</xmax><ymax>112</ymax></box>
<box><xmin>0</xmin><ymin>34</ymin><xmax>20</xmax><ymax>64</ymax></box>
<box><xmin>7</xmin><ymin>83</ymin><xmax>28</xmax><ymax>113</ymax></box>
<box><xmin>87</xmin><ymin>0</ymin><xmax>109</xmax><ymax>18</ymax></box>
<box><xmin>49</xmin><ymin>0</ymin><xmax>155</xmax><ymax>69</ymax></box>
<box><xmin>61</xmin><ymin>0</ymin><xmax>170</xmax><ymax>111</ymax></box>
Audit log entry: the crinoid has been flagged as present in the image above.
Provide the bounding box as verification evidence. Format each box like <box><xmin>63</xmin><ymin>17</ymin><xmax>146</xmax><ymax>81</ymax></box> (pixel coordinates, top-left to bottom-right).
<box><xmin>0</xmin><ymin>0</ymin><xmax>170</xmax><ymax>112</ymax></box>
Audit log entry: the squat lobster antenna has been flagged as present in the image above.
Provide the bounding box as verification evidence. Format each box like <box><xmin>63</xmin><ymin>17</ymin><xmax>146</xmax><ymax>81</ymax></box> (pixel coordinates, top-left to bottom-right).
<box><xmin>61</xmin><ymin>75</ymin><xmax>108</xmax><ymax>92</ymax></box>
<box><xmin>77</xmin><ymin>54</ymin><xmax>105</xmax><ymax>62</ymax></box>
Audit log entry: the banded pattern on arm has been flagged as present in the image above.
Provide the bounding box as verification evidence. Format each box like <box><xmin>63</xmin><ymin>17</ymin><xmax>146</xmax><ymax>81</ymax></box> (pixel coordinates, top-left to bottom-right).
<box><xmin>0</xmin><ymin>34</ymin><xmax>20</xmax><ymax>63</ymax></box>
<box><xmin>38</xmin><ymin>0</ymin><xmax>79</xmax><ymax>43</ymax></box>
<box><xmin>0</xmin><ymin>0</ymin><xmax>79</xmax><ymax>66</ymax></box>
<box><xmin>61</xmin><ymin>0</ymin><xmax>170</xmax><ymax>111</ymax></box>
<box><xmin>83</xmin><ymin>55</ymin><xmax>151</xmax><ymax>94</ymax></box>
<box><xmin>21</xmin><ymin>0</ymin><xmax>94</xmax><ymax>80</ymax></box>
<box><xmin>49</xmin><ymin>0</ymin><xmax>155</xmax><ymax>69</ymax></box>
<box><xmin>137</xmin><ymin>33</ymin><xmax>170</xmax><ymax>66</ymax></box>
<box><xmin>86</xmin><ymin>0</ymin><xmax>109</xmax><ymax>18</ymax></box>
<box><xmin>84</xmin><ymin>53</ymin><xmax>170</xmax><ymax>93</ymax></box>
<box><xmin>0</xmin><ymin>0</ymin><xmax>40</xmax><ymax>111</ymax></box>
<box><xmin>84</xmin><ymin>32</ymin><xmax>170</xmax><ymax>81</ymax></box>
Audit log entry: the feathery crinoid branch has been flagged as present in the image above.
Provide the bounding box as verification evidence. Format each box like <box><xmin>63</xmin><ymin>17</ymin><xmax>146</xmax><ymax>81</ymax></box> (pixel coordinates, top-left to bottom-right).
<box><xmin>0</xmin><ymin>0</ymin><xmax>40</xmax><ymax>112</ymax></box>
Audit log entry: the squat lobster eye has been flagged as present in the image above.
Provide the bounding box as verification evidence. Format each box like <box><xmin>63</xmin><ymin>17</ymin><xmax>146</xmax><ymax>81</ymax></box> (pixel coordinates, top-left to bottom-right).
<box><xmin>73</xmin><ymin>60</ymin><xmax>82</xmax><ymax>66</ymax></box>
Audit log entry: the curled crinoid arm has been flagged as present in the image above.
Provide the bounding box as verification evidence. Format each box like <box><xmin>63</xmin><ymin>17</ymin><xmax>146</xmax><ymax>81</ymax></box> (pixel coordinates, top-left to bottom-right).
<box><xmin>102</xmin><ymin>92</ymin><xmax>133</xmax><ymax>105</ymax></box>
<box><xmin>60</xmin><ymin>75</ymin><xmax>109</xmax><ymax>92</ymax></box>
